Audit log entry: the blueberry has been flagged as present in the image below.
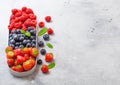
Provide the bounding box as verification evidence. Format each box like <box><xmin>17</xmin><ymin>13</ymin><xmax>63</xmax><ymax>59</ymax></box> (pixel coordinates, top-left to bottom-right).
<box><xmin>37</xmin><ymin>59</ymin><xmax>42</xmax><ymax>65</ymax></box>
<box><xmin>19</xmin><ymin>37</ymin><xmax>24</xmax><ymax>42</ymax></box>
<box><xmin>30</xmin><ymin>30</ymin><xmax>36</xmax><ymax>36</ymax></box>
<box><xmin>27</xmin><ymin>40</ymin><xmax>31</xmax><ymax>43</ymax></box>
<box><xmin>11</xmin><ymin>30</ymin><xmax>17</xmax><ymax>34</ymax></box>
<box><xmin>13</xmin><ymin>35</ymin><xmax>19</xmax><ymax>41</ymax></box>
<box><xmin>28</xmin><ymin>27</ymin><xmax>33</xmax><ymax>31</ymax></box>
<box><xmin>40</xmin><ymin>49</ymin><xmax>46</xmax><ymax>55</ymax></box>
<box><xmin>19</xmin><ymin>45</ymin><xmax>24</xmax><ymax>48</ymax></box>
<box><xmin>23</xmin><ymin>40</ymin><xmax>27</xmax><ymax>45</ymax></box>
<box><xmin>10</xmin><ymin>39</ymin><xmax>15</xmax><ymax>44</ymax></box>
<box><xmin>16</xmin><ymin>29</ymin><xmax>21</xmax><ymax>34</ymax></box>
<box><xmin>30</xmin><ymin>36</ymin><xmax>36</xmax><ymax>40</ymax></box>
<box><xmin>25</xmin><ymin>36</ymin><xmax>28</xmax><ymax>39</ymax></box>
<box><xmin>43</xmin><ymin>34</ymin><xmax>49</xmax><ymax>41</ymax></box>
<box><xmin>38</xmin><ymin>41</ymin><xmax>44</xmax><ymax>47</ymax></box>
<box><xmin>9</xmin><ymin>37</ymin><xmax>13</xmax><ymax>40</ymax></box>
<box><xmin>15</xmin><ymin>42</ymin><xmax>20</xmax><ymax>46</ymax></box>
<box><xmin>32</xmin><ymin>43</ymin><xmax>36</xmax><ymax>47</ymax></box>
<box><xmin>9</xmin><ymin>44</ymin><xmax>15</xmax><ymax>48</ymax></box>
<box><xmin>15</xmin><ymin>46</ymin><xmax>19</xmax><ymax>49</ymax></box>
<box><xmin>32</xmin><ymin>39</ymin><xmax>36</xmax><ymax>43</ymax></box>
<box><xmin>26</xmin><ymin>43</ymin><xmax>32</xmax><ymax>47</ymax></box>
<box><xmin>9</xmin><ymin>34</ymin><xmax>12</xmax><ymax>38</ymax></box>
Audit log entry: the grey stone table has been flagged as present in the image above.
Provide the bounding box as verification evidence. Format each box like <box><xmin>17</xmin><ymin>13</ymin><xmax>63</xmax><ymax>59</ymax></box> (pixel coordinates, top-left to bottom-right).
<box><xmin>0</xmin><ymin>0</ymin><xmax>120</xmax><ymax>85</ymax></box>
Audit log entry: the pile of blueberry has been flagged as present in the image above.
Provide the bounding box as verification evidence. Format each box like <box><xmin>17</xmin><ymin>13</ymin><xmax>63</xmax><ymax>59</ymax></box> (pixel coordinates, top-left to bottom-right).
<box><xmin>8</xmin><ymin>27</ymin><xmax>36</xmax><ymax>49</ymax></box>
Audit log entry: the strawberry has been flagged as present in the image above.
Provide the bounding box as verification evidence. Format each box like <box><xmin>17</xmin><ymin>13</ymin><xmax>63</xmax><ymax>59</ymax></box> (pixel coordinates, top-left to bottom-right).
<box><xmin>11</xmin><ymin>66</ymin><xmax>16</xmax><ymax>71</ymax></box>
<box><xmin>45</xmin><ymin>53</ymin><xmax>53</xmax><ymax>62</ymax></box>
<box><xmin>5</xmin><ymin>46</ymin><xmax>13</xmax><ymax>53</ymax></box>
<box><xmin>23</xmin><ymin>48</ymin><xmax>29</xmax><ymax>54</ymax></box>
<box><xmin>41</xmin><ymin>65</ymin><xmax>49</xmax><ymax>73</ymax></box>
<box><xmin>16</xmin><ymin>55</ymin><xmax>25</xmax><ymax>65</ymax></box>
<box><xmin>6</xmin><ymin>51</ymin><xmax>15</xmax><ymax>59</ymax></box>
<box><xmin>47</xmin><ymin>28</ymin><xmax>54</xmax><ymax>35</ymax></box>
<box><xmin>7</xmin><ymin>59</ymin><xmax>14</xmax><ymax>67</ymax></box>
<box><xmin>23</xmin><ymin>59</ymin><xmax>34</xmax><ymax>71</ymax></box>
<box><xmin>15</xmin><ymin>48</ymin><xmax>23</xmax><ymax>56</ymax></box>
<box><xmin>15</xmin><ymin>65</ymin><xmax>24</xmax><ymax>72</ymax></box>
<box><xmin>24</xmin><ymin>54</ymin><xmax>30</xmax><ymax>61</ymax></box>
<box><xmin>30</xmin><ymin>48</ymin><xmax>39</xmax><ymax>57</ymax></box>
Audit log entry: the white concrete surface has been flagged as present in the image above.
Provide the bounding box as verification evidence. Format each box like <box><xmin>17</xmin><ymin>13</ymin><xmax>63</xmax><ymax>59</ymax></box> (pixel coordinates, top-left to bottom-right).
<box><xmin>1</xmin><ymin>0</ymin><xmax>120</xmax><ymax>85</ymax></box>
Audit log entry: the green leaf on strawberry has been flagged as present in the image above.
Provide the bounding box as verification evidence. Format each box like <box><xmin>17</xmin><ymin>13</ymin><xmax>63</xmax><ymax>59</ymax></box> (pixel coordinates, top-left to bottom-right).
<box><xmin>38</xmin><ymin>27</ymin><xmax>48</xmax><ymax>36</ymax></box>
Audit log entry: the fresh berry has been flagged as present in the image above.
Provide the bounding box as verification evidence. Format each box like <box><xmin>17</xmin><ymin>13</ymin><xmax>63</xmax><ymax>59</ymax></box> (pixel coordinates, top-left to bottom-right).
<box><xmin>15</xmin><ymin>48</ymin><xmax>23</xmax><ymax>56</ymax></box>
<box><xmin>41</xmin><ymin>65</ymin><xmax>49</xmax><ymax>73</ymax></box>
<box><xmin>43</xmin><ymin>34</ymin><xmax>49</xmax><ymax>41</ymax></box>
<box><xmin>21</xmin><ymin>7</ymin><xmax>27</xmax><ymax>12</ymax></box>
<box><xmin>26</xmin><ymin>8</ymin><xmax>33</xmax><ymax>14</ymax></box>
<box><xmin>40</xmin><ymin>49</ymin><xmax>46</xmax><ymax>55</ymax></box>
<box><xmin>23</xmin><ymin>59</ymin><xmax>35</xmax><ymax>71</ymax></box>
<box><xmin>7</xmin><ymin>59</ymin><xmax>14</xmax><ymax>67</ymax></box>
<box><xmin>16</xmin><ymin>55</ymin><xmax>25</xmax><ymax>65</ymax></box>
<box><xmin>37</xmin><ymin>59</ymin><xmax>42</xmax><ymax>65</ymax></box>
<box><xmin>6</xmin><ymin>51</ymin><xmax>15</xmax><ymax>59</ymax></box>
<box><xmin>30</xmin><ymin>48</ymin><xmax>39</xmax><ymax>57</ymax></box>
<box><xmin>45</xmin><ymin>16</ymin><xmax>51</xmax><ymax>22</ymax></box>
<box><xmin>47</xmin><ymin>28</ymin><xmax>54</xmax><ymax>35</ymax></box>
<box><xmin>5</xmin><ymin>46</ymin><xmax>13</xmax><ymax>53</ymax></box>
<box><xmin>23</xmin><ymin>48</ymin><xmax>29</xmax><ymax>54</ymax></box>
<box><xmin>38</xmin><ymin>41</ymin><xmax>44</xmax><ymax>47</ymax></box>
<box><xmin>15</xmin><ymin>65</ymin><xmax>24</xmax><ymax>72</ymax></box>
<box><xmin>24</xmin><ymin>54</ymin><xmax>30</xmax><ymax>61</ymax></box>
<box><xmin>45</xmin><ymin>53</ymin><xmax>53</xmax><ymax>62</ymax></box>
<box><xmin>11</xmin><ymin>66</ymin><xmax>16</xmax><ymax>71</ymax></box>
<box><xmin>38</xmin><ymin>21</ymin><xmax>44</xmax><ymax>28</ymax></box>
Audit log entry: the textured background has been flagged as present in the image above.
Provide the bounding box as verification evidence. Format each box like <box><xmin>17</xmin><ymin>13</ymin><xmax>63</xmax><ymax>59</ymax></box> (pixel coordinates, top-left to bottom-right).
<box><xmin>1</xmin><ymin>0</ymin><xmax>120</xmax><ymax>85</ymax></box>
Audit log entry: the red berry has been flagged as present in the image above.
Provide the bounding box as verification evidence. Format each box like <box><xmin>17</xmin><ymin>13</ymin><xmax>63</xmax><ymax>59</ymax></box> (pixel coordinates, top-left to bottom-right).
<box><xmin>29</xmin><ymin>14</ymin><xmax>36</xmax><ymax>20</ymax></box>
<box><xmin>7</xmin><ymin>59</ymin><xmax>14</xmax><ymax>67</ymax></box>
<box><xmin>45</xmin><ymin>16</ymin><xmax>51</xmax><ymax>22</ymax></box>
<box><xmin>24</xmin><ymin>19</ymin><xmax>31</xmax><ymax>27</ymax></box>
<box><xmin>47</xmin><ymin>28</ymin><xmax>54</xmax><ymax>35</ymax></box>
<box><xmin>31</xmin><ymin>20</ymin><xmax>37</xmax><ymax>27</ymax></box>
<box><xmin>11</xmin><ymin>9</ymin><xmax>18</xmax><ymax>15</ymax></box>
<box><xmin>38</xmin><ymin>21</ymin><xmax>45</xmax><ymax>28</ymax></box>
<box><xmin>45</xmin><ymin>53</ymin><xmax>54</xmax><ymax>62</ymax></box>
<box><xmin>41</xmin><ymin>65</ymin><xmax>49</xmax><ymax>73</ymax></box>
<box><xmin>15</xmin><ymin>11</ymin><xmax>22</xmax><ymax>17</ymax></box>
<box><xmin>21</xmin><ymin>7</ymin><xmax>27</xmax><ymax>12</ymax></box>
<box><xmin>26</xmin><ymin>8</ymin><xmax>33</xmax><ymax>14</ymax></box>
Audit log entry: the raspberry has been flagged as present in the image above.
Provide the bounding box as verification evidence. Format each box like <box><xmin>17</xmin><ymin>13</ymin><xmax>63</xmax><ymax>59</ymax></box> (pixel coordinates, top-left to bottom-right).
<box><xmin>47</xmin><ymin>28</ymin><xmax>54</xmax><ymax>35</ymax></box>
<box><xmin>24</xmin><ymin>19</ymin><xmax>31</xmax><ymax>27</ymax></box>
<box><xmin>21</xmin><ymin>7</ymin><xmax>27</xmax><ymax>12</ymax></box>
<box><xmin>38</xmin><ymin>21</ymin><xmax>45</xmax><ymax>28</ymax></box>
<box><xmin>26</xmin><ymin>8</ymin><xmax>33</xmax><ymax>14</ymax></box>
<box><xmin>45</xmin><ymin>16</ymin><xmax>51</xmax><ymax>22</ymax></box>
<box><xmin>29</xmin><ymin>14</ymin><xmax>36</xmax><ymax>20</ymax></box>
<box><xmin>31</xmin><ymin>20</ymin><xmax>37</xmax><ymax>27</ymax></box>
<box><xmin>15</xmin><ymin>11</ymin><xmax>22</xmax><ymax>17</ymax></box>
<box><xmin>11</xmin><ymin>9</ymin><xmax>18</xmax><ymax>15</ymax></box>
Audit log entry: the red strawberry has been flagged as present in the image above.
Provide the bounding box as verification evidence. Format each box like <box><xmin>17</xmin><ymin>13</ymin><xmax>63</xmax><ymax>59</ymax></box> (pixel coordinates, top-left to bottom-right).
<box><xmin>5</xmin><ymin>46</ymin><xmax>13</xmax><ymax>53</ymax></box>
<box><xmin>41</xmin><ymin>65</ymin><xmax>49</xmax><ymax>73</ymax></box>
<box><xmin>23</xmin><ymin>48</ymin><xmax>29</xmax><ymax>54</ymax></box>
<box><xmin>30</xmin><ymin>48</ymin><xmax>39</xmax><ymax>57</ymax></box>
<box><xmin>15</xmin><ymin>65</ymin><xmax>24</xmax><ymax>72</ymax></box>
<box><xmin>11</xmin><ymin>66</ymin><xmax>16</xmax><ymax>71</ymax></box>
<box><xmin>16</xmin><ymin>55</ymin><xmax>25</xmax><ymax>65</ymax></box>
<box><xmin>6</xmin><ymin>51</ymin><xmax>15</xmax><ymax>59</ymax></box>
<box><xmin>24</xmin><ymin>54</ymin><xmax>30</xmax><ymax>61</ymax></box>
<box><xmin>15</xmin><ymin>48</ymin><xmax>23</xmax><ymax>56</ymax></box>
<box><xmin>47</xmin><ymin>28</ymin><xmax>54</xmax><ymax>35</ymax></box>
<box><xmin>23</xmin><ymin>59</ymin><xmax>35</xmax><ymax>71</ymax></box>
<box><xmin>45</xmin><ymin>53</ymin><xmax>54</xmax><ymax>62</ymax></box>
<box><xmin>7</xmin><ymin>59</ymin><xmax>14</xmax><ymax>67</ymax></box>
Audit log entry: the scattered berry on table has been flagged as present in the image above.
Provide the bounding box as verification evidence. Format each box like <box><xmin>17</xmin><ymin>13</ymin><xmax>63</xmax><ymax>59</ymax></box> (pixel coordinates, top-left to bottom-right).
<box><xmin>41</xmin><ymin>65</ymin><xmax>49</xmax><ymax>73</ymax></box>
<box><xmin>37</xmin><ymin>59</ymin><xmax>42</xmax><ymax>65</ymax></box>
<box><xmin>40</xmin><ymin>49</ymin><xmax>46</xmax><ymax>55</ymax></box>
<box><xmin>38</xmin><ymin>41</ymin><xmax>44</xmax><ymax>47</ymax></box>
<box><xmin>38</xmin><ymin>21</ymin><xmax>45</xmax><ymax>28</ymax></box>
<box><xmin>43</xmin><ymin>34</ymin><xmax>49</xmax><ymax>41</ymax></box>
<box><xmin>47</xmin><ymin>28</ymin><xmax>54</xmax><ymax>35</ymax></box>
<box><xmin>45</xmin><ymin>16</ymin><xmax>51</xmax><ymax>22</ymax></box>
